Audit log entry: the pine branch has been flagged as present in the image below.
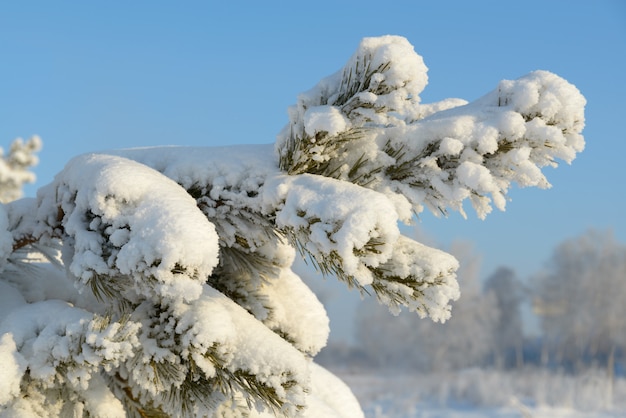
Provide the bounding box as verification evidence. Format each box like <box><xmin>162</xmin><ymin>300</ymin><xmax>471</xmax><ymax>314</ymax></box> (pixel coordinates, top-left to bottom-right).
<box><xmin>370</xmin><ymin>268</ymin><xmax>454</xmax><ymax>319</ymax></box>
<box><xmin>208</xmin><ymin>245</ymin><xmax>276</xmax><ymax>318</ymax></box>
<box><xmin>88</xmin><ymin>272</ymin><xmax>134</xmax><ymax>312</ymax></box>
<box><xmin>290</xmin><ymin>235</ymin><xmax>366</xmax><ymax>292</ymax></box>
<box><xmin>277</xmin><ymin>38</ymin><xmax>585</xmax><ymax>220</ymax></box>
<box><xmin>278</xmin><ymin>127</ymin><xmax>369</xmax><ymax>177</ymax></box>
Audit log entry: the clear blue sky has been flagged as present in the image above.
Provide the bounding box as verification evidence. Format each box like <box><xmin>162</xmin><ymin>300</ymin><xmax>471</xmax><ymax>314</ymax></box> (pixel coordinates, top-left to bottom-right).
<box><xmin>1</xmin><ymin>1</ymin><xmax>624</xmax><ymax>341</ymax></box>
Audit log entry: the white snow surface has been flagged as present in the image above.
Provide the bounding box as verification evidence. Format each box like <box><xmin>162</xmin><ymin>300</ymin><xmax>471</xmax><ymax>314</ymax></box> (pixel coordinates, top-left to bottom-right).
<box><xmin>336</xmin><ymin>368</ymin><xmax>626</xmax><ymax>418</ymax></box>
<box><xmin>0</xmin><ymin>333</ymin><xmax>26</xmax><ymax>405</ymax></box>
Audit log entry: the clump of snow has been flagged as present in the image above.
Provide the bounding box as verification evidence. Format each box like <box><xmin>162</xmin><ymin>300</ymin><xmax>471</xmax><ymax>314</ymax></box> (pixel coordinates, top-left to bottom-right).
<box><xmin>117</xmin><ymin>285</ymin><xmax>312</xmax><ymax>417</ymax></box>
<box><xmin>267</xmin><ymin>173</ymin><xmax>400</xmax><ymax>287</ymax></box>
<box><xmin>307</xmin><ymin>362</ymin><xmax>365</xmax><ymax>418</ymax></box>
<box><xmin>304</xmin><ymin>105</ymin><xmax>351</xmax><ymax>138</ymax></box>
<box><xmin>0</xmin><ymin>299</ymin><xmax>141</xmax><ymax>415</ymax></box>
<box><xmin>37</xmin><ymin>153</ymin><xmax>220</xmax><ymax>304</ymax></box>
<box><xmin>374</xmin><ymin>235</ymin><xmax>460</xmax><ymax>320</ymax></box>
<box><xmin>291</xmin><ymin>35</ymin><xmax>428</xmax><ymax>119</ymax></box>
<box><xmin>260</xmin><ymin>268</ymin><xmax>330</xmax><ymax>355</ymax></box>
<box><xmin>439</xmin><ymin>137</ymin><xmax>465</xmax><ymax>156</ymax></box>
<box><xmin>0</xmin><ymin>333</ymin><xmax>26</xmax><ymax>405</ymax></box>
<box><xmin>373</xmin><ymin>68</ymin><xmax>586</xmax><ymax>219</ymax></box>
<box><xmin>80</xmin><ymin>374</ymin><xmax>126</xmax><ymax>418</ymax></box>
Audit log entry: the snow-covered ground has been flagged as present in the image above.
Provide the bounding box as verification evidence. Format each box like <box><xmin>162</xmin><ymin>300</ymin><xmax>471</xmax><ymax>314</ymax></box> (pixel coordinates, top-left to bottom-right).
<box><xmin>333</xmin><ymin>368</ymin><xmax>626</xmax><ymax>418</ymax></box>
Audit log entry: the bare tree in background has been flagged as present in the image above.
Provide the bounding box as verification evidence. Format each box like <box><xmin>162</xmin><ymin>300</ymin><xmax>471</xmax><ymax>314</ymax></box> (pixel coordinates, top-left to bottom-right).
<box><xmin>533</xmin><ymin>229</ymin><xmax>626</xmax><ymax>407</ymax></box>
<box><xmin>484</xmin><ymin>266</ymin><xmax>525</xmax><ymax>369</ymax></box>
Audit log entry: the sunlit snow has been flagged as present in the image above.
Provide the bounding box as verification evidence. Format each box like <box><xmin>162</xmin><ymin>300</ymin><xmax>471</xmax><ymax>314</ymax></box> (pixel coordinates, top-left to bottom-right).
<box><xmin>0</xmin><ymin>35</ymin><xmax>587</xmax><ymax>417</ymax></box>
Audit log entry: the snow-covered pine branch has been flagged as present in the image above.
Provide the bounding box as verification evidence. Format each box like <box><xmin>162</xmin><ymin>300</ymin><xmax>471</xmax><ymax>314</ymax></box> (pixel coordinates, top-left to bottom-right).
<box><xmin>0</xmin><ymin>136</ymin><xmax>42</xmax><ymax>203</ymax></box>
<box><xmin>109</xmin><ymin>145</ymin><xmax>459</xmax><ymax>323</ymax></box>
<box><xmin>2</xmin><ymin>154</ymin><xmax>311</xmax><ymax>417</ymax></box>
<box><xmin>0</xmin><ymin>35</ymin><xmax>585</xmax><ymax>417</ymax></box>
<box><xmin>105</xmin><ymin>146</ymin><xmax>333</xmax><ymax>357</ymax></box>
<box><xmin>276</xmin><ymin>35</ymin><xmax>585</xmax><ymax>219</ymax></box>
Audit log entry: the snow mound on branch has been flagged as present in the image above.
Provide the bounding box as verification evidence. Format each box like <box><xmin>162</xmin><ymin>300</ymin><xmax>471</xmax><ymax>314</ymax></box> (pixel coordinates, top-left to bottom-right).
<box><xmin>260</xmin><ymin>268</ymin><xmax>331</xmax><ymax>355</ymax></box>
<box><xmin>306</xmin><ymin>362</ymin><xmax>364</xmax><ymax>418</ymax></box>
<box><xmin>159</xmin><ymin>286</ymin><xmax>311</xmax><ymax>416</ymax></box>
<box><xmin>38</xmin><ymin>153</ymin><xmax>220</xmax><ymax>304</ymax></box>
<box><xmin>304</xmin><ymin>105</ymin><xmax>351</xmax><ymax>138</ymax></box>
<box><xmin>266</xmin><ymin>173</ymin><xmax>400</xmax><ymax>287</ymax></box>
<box><xmin>376</xmin><ymin>235</ymin><xmax>460</xmax><ymax>320</ymax></box>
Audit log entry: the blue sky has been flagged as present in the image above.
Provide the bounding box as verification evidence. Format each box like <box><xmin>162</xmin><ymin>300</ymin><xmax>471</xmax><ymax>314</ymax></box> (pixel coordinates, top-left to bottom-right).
<box><xmin>1</xmin><ymin>1</ymin><xmax>625</xmax><ymax>340</ymax></box>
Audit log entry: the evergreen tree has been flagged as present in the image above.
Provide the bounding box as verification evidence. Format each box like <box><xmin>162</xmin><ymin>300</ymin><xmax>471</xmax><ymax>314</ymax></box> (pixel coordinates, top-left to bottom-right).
<box><xmin>0</xmin><ymin>135</ymin><xmax>41</xmax><ymax>203</ymax></box>
<box><xmin>0</xmin><ymin>36</ymin><xmax>585</xmax><ymax>417</ymax></box>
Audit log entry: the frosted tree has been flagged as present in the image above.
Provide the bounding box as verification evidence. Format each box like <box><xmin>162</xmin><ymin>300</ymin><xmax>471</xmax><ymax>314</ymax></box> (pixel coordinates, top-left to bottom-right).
<box><xmin>0</xmin><ymin>136</ymin><xmax>42</xmax><ymax>203</ymax></box>
<box><xmin>533</xmin><ymin>230</ymin><xmax>626</xmax><ymax>378</ymax></box>
<box><xmin>484</xmin><ymin>266</ymin><xmax>525</xmax><ymax>369</ymax></box>
<box><xmin>0</xmin><ymin>36</ymin><xmax>585</xmax><ymax>417</ymax></box>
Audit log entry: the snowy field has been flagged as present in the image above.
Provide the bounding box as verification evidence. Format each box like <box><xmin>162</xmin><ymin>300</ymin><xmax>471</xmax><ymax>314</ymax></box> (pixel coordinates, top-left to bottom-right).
<box><xmin>333</xmin><ymin>368</ymin><xmax>626</xmax><ymax>418</ymax></box>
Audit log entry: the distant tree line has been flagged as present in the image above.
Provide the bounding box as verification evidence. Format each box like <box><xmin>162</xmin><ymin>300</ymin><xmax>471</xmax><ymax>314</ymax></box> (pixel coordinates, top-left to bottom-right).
<box><xmin>321</xmin><ymin>229</ymin><xmax>626</xmax><ymax>378</ymax></box>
